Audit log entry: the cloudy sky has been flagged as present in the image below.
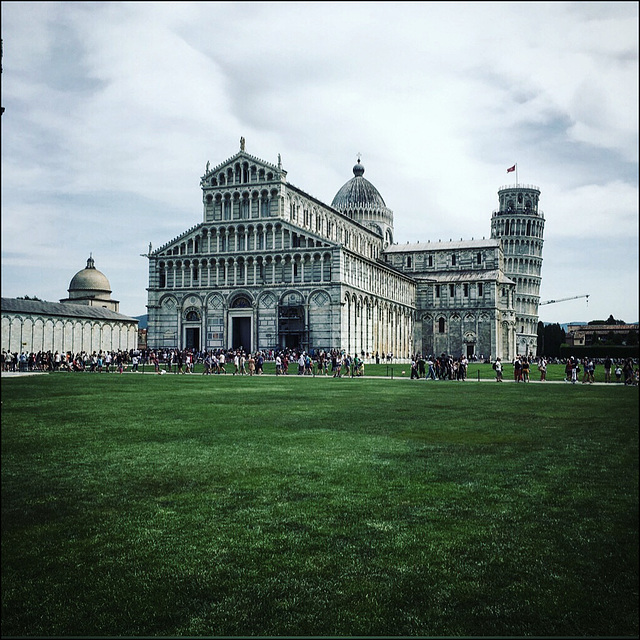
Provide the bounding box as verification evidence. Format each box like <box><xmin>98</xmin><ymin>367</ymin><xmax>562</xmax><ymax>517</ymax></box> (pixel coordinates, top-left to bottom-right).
<box><xmin>2</xmin><ymin>1</ymin><xmax>638</xmax><ymax>325</ymax></box>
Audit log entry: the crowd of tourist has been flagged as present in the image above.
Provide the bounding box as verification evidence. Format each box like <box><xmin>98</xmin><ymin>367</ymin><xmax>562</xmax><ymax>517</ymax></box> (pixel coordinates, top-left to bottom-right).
<box><xmin>2</xmin><ymin>347</ymin><xmax>638</xmax><ymax>385</ymax></box>
<box><xmin>1</xmin><ymin>349</ymin><xmax>143</xmax><ymax>373</ymax></box>
<box><xmin>561</xmin><ymin>355</ymin><xmax>638</xmax><ymax>385</ymax></box>
<box><xmin>408</xmin><ymin>354</ymin><xmax>471</xmax><ymax>380</ymax></box>
<box><xmin>146</xmin><ymin>348</ymin><xmax>369</xmax><ymax>378</ymax></box>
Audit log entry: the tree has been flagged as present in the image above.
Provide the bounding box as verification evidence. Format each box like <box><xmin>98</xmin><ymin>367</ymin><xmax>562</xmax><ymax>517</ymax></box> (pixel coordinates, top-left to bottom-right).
<box><xmin>538</xmin><ymin>322</ymin><xmax>565</xmax><ymax>357</ymax></box>
<box><xmin>16</xmin><ymin>295</ymin><xmax>43</xmax><ymax>301</ymax></box>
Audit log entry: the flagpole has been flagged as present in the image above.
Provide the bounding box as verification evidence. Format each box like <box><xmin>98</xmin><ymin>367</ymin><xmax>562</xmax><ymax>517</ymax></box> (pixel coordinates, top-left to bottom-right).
<box><xmin>515</xmin><ymin>163</ymin><xmax>518</xmax><ymax>187</ymax></box>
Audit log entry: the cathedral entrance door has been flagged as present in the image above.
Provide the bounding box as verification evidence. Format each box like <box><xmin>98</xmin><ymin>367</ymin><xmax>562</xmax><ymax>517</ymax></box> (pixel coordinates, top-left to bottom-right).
<box><xmin>232</xmin><ymin>316</ymin><xmax>252</xmax><ymax>353</ymax></box>
<box><xmin>185</xmin><ymin>327</ymin><xmax>200</xmax><ymax>351</ymax></box>
<box><xmin>466</xmin><ymin>343</ymin><xmax>475</xmax><ymax>358</ymax></box>
<box><xmin>284</xmin><ymin>333</ymin><xmax>300</xmax><ymax>350</ymax></box>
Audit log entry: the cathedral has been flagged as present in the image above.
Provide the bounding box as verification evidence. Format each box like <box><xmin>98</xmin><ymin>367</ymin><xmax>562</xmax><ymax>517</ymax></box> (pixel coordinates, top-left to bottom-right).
<box><xmin>145</xmin><ymin>139</ymin><xmax>544</xmax><ymax>361</ymax></box>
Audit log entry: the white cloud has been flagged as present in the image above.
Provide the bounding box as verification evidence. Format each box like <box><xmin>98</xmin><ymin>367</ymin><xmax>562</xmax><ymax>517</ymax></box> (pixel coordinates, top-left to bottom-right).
<box><xmin>1</xmin><ymin>1</ymin><xmax>638</xmax><ymax>323</ymax></box>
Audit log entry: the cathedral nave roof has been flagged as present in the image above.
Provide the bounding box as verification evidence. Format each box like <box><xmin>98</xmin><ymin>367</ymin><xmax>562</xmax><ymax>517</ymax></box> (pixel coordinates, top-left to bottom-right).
<box><xmin>384</xmin><ymin>238</ymin><xmax>500</xmax><ymax>254</ymax></box>
<box><xmin>413</xmin><ymin>270</ymin><xmax>515</xmax><ymax>284</ymax></box>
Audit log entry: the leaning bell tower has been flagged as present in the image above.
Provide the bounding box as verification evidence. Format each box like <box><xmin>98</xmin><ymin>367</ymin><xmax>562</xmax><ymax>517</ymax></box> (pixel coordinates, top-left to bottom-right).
<box><xmin>490</xmin><ymin>183</ymin><xmax>545</xmax><ymax>357</ymax></box>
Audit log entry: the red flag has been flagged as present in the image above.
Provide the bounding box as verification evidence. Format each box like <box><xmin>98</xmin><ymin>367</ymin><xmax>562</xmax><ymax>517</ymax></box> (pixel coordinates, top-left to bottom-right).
<box><xmin>507</xmin><ymin>164</ymin><xmax>516</xmax><ymax>173</ymax></box>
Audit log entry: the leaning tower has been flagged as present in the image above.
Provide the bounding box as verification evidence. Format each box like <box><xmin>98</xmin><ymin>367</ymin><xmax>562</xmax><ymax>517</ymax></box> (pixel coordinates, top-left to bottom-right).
<box><xmin>490</xmin><ymin>184</ymin><xmax>545</xmax><ymax>357</ymax></box>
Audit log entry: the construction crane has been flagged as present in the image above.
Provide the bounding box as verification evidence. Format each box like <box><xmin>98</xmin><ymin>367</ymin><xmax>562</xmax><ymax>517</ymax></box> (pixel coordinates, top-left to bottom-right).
<box><xmin>539</xmin><ymin>294</ymin><xmax>589</xmax><ymax>306</ymax></box>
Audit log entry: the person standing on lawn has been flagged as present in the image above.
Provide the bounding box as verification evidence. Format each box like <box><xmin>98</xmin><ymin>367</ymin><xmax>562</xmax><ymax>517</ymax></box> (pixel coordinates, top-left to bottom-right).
<box><xmin>565</xmin><ymin>359</ymin><xmax>573</xmax><ymax>382</ymax></box>
<box><xmin>514</xmin><ymin>356</ymin><xmax>522</xmax><ymax>382</ymax></box>
<box><xmin>614</xmin><ymin>364</ymin><xmax>622</xmax><ymax>382</ymax></box>
<box><xmin>427</xmin><ymin>356</ymin><xmax>437</xmax><ymax>380</ymax></box>
<box><xmin>538</xmin><ymin>357</ymin><xmax>547</xmax><ymax>381</ymax></box>
<box><xmin>256</xmin><ymin>352</ymin><xmax>264</xmax><ymax>375</ymax></box>
<box><xmin>571</xmin><ymin>358</ymin><xmax>580</xmax><ymax>384</ymax></box>
<box><xmin>493</xmin><ymin>357</ymin><xmax>503</xmax><ymax>382</ymax></box>
<box><xmin>581</xmin><ymin>358</ymin><xmax>590</xmax><ymax>384</ymax></box>
<box><xmin>410</xmin><ymin>356</ymin><xmax>419</xmax><ymax>379</ymax></box>
<box><xmin>233</xmin><ymin>351</ymin><xmax>240</xmax><ymax>375</ymax></box>
<box><xmin>604</xmin><ymin>356</ymin><xmax>613</xmax><ymax>383</ymax></box>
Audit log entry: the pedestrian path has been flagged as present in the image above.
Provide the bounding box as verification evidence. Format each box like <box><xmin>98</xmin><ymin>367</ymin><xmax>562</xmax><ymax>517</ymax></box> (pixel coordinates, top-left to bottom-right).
<box><xmin>1</xmin><ymin>370</ymin><xmax>622</xmax><ymax>385</ymax></box>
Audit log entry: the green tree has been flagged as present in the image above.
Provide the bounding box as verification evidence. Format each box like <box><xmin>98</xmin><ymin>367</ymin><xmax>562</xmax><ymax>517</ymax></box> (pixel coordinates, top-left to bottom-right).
<box><xmin>538</xmin><ymin>322</ymin><xmax>565</xmax><ymax>357</ymax></box>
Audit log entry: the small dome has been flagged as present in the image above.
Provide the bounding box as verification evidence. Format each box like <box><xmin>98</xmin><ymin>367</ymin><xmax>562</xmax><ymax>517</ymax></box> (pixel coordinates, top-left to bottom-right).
<box><xmin>68</xmin><ymin>256</ymin><xmax>112</xmax><ymax>294</ymax></box>
<box><xmin>331</xmin><ymin>159</ymin><xmax>386</xmax><ymax>210</ymax></box>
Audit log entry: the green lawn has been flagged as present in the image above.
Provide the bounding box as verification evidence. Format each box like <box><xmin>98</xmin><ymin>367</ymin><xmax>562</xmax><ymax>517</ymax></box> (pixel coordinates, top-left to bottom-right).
<box><xmin>2</xmin><ymin>373</ymin><xmax>638</xmax><ymax>637</ymax></box>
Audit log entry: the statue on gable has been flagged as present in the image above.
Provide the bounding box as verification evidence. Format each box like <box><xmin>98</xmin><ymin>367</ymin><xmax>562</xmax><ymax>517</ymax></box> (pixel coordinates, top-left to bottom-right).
<box><xmin>240</xmin><ymin>136</ymin><xmax>245</xmax><ymax>151</ymax></box>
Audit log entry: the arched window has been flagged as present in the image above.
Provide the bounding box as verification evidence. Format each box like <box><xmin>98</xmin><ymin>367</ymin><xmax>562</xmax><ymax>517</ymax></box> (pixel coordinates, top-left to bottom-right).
<box><xmin>438</xmin><ymin>317</ymin><xmax>445</xmax><ymax>333</ymax></box>
<box><xmin>231</xmin><ymin>295</ymin><xmax>252</xmax><ymax>308</ymax></box>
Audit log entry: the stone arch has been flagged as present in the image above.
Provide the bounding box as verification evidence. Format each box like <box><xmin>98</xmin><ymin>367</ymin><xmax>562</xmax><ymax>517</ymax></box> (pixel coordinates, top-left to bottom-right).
<box><xmin>229</xmin><ymin>289</ymin><xmax>255</xmax><ymax>308</ymax></box>
<box><xmin>279</xmin><ymin>289</ymin><xmax>305</xmax><ymax>306</ymax></box>
<box><xmin>182</xmin><ymin>294</ymin><xmax>204</xmax><ymax>310</ymax></box>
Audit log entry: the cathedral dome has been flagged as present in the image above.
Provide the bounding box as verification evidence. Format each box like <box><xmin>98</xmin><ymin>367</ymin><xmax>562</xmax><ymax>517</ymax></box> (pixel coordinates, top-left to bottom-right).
<box><xmin>331</xmin><ymin>159</ymin><xmax>387</xmax><ymax>210</ymax></box>
<box><xmin>68</xmin><ymin>256</ymin><xmax>112</xmax><ymax>294</ymax></box>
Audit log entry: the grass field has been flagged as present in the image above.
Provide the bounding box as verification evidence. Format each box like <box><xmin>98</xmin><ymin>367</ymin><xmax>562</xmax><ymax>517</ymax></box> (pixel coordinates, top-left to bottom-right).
<box><xmin>1</xmin><ymin>372</ymin><xmax>638</xmax><ymax>637</ymax></box>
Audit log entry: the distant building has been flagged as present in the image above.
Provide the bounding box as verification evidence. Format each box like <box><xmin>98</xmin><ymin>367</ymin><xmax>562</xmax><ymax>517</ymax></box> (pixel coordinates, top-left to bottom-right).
<box><xmin>566</xmin><ymin>323</ymin><xmax>639</xmax><ymax>347</ymax></box>
<box><xmin>1</xmin><ymin>257</ymin><xmax>138</xmax><ymax>355</ymax></box>
<box><xmin>145</xmin><ymin>140</ymin><xmax>545</xmax><ymax>360</ymax></box>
